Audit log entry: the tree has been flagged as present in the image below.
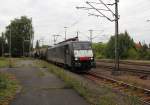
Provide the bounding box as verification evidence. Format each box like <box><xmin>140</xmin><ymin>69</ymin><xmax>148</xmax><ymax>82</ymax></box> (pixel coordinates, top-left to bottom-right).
<box><xmin>4</xmin><ymin>16</ymin><xmax>34</xmax><ymax>57</ymax></box>
<box><xmin>137</xmin><ymin>42</ymin><xmax>150</xmax><ymax>60</ymax></box>
<box><xmin>105</xmin><ymin>31</ymin><xmax>135</xmax><ymax>59</ymax></box>
<box><xmin>92</xmin><ymin>42</ymin><xmax>106</xmax><ymax>59</ymax></box>
<box><xmin>0</xmin><ymin>32</ymin><xmax>6</xmax><ymax>56</ymax></box>
<box><xmin>127</xmin><ymin>48</ymin><xmax>139</xmax><ymax>59</ymax></box>
<box><xmin>0</xmin><ymin>37</ymin><xmax>3</xmax><ymax>56</ymax></box>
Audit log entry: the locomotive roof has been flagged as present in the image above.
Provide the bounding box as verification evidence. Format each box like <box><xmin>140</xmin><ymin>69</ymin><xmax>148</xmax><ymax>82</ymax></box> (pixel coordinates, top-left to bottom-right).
<box><xmin>48</xmin><ymin>41</ymin><xmax>91</xmax><ymax>49</ymax></box>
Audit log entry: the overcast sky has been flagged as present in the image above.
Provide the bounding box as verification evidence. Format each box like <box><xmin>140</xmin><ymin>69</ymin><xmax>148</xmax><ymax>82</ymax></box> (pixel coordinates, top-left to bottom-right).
<box><xmin>0</xmin><ymin>0</ymin><xmax>150</xmax><ymax>46</ymax></box>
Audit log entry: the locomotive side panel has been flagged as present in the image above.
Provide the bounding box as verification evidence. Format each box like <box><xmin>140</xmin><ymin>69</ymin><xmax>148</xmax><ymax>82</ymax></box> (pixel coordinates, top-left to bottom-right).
<box><xmin>64</xmin><ymin>44</ymin><xmax>72</xmax><ymax>67</ymax></box>
<box><xmin>55</xmin><ymin>46</ymin><xmax>65</xmax><ymax>64</ymax></box>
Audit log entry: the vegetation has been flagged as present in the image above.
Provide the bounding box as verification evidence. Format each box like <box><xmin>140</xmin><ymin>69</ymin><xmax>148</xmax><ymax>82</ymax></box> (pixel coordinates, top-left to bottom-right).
<box><xmin>93</xmin><ymin>31</ymin><xmax>150</xmax><ymax>60</ymax></box>
<box><xmin>0</xmin><ymin>58</ymin><xmax>9</xmax><ymax>68</ymax></box>
<box><xmin>0</xmin><ymin>16</ymin><xmax>34</xmax><ymax>57</ymax></box>
<box><xmin>0</xmin><ymin>33</ymin><xmax>5</xmax><ymax>56</ymax></box>
<box><xmin>0</xmin><ymin>58</ymin><xmax>17</xmax><ymax>68</ymax></box>
<box><xmin>35</xmin><ymin>60</ymin><xmax>141</xmax><ymax>105</ymax></box>
<box><xmin>0</xmin><ymin>73</ymin><xmax>20</xmax><ymax>105</ymax></box>
<box><xmin>92</xmin><ymin>43</ymin><xmax>106</xmax><ymax>59</ymax></box>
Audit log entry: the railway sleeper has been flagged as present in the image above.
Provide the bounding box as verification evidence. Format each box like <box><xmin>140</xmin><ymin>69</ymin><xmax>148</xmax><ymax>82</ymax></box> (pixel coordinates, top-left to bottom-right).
<box><xmin>142</xmin><ymin>97</ymin><xmax>150</xmax><ymax>102</ymax></box>
<box><xmin>113</xmin><ymin>86</ymin><xmax>127</xmax><ymax>91</ymax></box>
<box><xmin>136</xmin><ymin>93</ymin><xmax>147</xmax><ymax>98</ymax></box>
<box><xmin>143</xmin><ymin>91</ymin><xmax>150</xmax><ymax>96</ymax></box>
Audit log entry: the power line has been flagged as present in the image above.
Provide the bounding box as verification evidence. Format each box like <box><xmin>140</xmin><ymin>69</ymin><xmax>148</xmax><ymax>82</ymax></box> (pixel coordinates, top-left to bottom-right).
<box><xmin>147</xmin><ymin>19</ymin><xmax>150</xmax><ymax>22</ymax></box>
<box><xmin>76</xmin><ymin>6</ymin><xmax>110</xmax><ymax>12</ymax></box>
<box><xmin>88</xmin><ymin>29</ymin><xmax>104</xmax><ymax>42</ymax></box>
<box><xmin>53</xmin><ymin>34</ymin><xmax>61</xmax><ymax>45</ymax></box>
<box><xmin>76</xmin><ymin>0</ymin><xmax>120</xmax><ymax>75</ymax></box>
<box><xmin>64</xmin><ymin>27</ymin><xmax>68</xmax><ymax>40</ymax></box>
<box><xmin>39</xmin><ymin>37</ymin><xmax>45</xmax><ymax>47</ymax></box>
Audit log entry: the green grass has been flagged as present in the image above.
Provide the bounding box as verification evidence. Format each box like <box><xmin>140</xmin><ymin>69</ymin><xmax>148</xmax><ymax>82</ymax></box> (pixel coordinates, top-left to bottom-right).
<box><xmin>35</xmin><ymin>60</ymin><xmax>142</xmax><ymax>105</ymax></box>
<box><xmin>0</xmin><ymin>58</ymin><xmax>9</xmax><ymax>68</ymax></box>
<box><xmin>0</xmin><ymin>73</ymin><xmax>20</xmax><ymax>105</ymax></box>
<box><xmin>0</xmin><ymin>57</ymin><xmax>18</xmax><ymax>68</ymax></box>
<box><xmin>36</xmin><ymin>70</ymin><xmax>45</xmax><ymax>78</ymax></box>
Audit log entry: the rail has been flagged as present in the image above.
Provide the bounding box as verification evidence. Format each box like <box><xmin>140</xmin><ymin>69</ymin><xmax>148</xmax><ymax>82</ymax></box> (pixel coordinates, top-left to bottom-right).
<box><xmin>96</xmin><ymin>61</ymin><xmax>150</xmax><ymax>75</ymax></box>
<box><xmin>85</xmin><ymin>71</ymin><xmax>150</xmax><ymax>105</ymax></box>
<box><xmin>96</xmin><ymin>59</ymin><xmax>150</xmax><ymax>67</ymax></box>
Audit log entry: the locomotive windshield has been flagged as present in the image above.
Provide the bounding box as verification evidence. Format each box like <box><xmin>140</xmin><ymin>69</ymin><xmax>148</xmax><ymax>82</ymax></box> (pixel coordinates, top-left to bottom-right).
<box><xmin>73</xmin><ymin>42</ymin><xmax>92</xmax><ymax>50</ymax></box>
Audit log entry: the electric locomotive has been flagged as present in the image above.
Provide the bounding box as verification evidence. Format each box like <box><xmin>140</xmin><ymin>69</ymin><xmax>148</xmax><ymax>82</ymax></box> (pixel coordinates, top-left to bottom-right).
<box><xmin>46</xmin><ymin>37</ymin><xmax>96</xmax><ymax>72</ymax></box>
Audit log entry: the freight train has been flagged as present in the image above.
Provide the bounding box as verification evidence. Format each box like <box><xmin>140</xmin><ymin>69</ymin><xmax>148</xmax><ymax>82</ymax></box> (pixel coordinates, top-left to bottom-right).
<box><xmin>33</xmin><ymin>37</ymin><xmax>96</xmax><ymax>72</ymax></box>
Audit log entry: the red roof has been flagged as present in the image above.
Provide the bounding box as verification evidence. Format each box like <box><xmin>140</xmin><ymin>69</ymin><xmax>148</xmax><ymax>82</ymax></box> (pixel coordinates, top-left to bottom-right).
<box><xmin>135</xmin><ymin>43</ymin><xmax>142</xmax><ymax>49</ymax></box>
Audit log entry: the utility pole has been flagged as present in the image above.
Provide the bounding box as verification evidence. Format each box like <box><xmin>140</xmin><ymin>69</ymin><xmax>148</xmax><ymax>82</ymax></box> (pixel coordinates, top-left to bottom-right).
<box><xmin>76</xmin><ymin>31</ymin><xmax>79</xmax><ymax>38</ymax></box>
<box><xmin>1</xmin><ymin>40</ymin><xmax>3</xmax><ymax>57</ymax></box>
<box><xmin>29</xmin><ymin>18</ymin><xmax>32</xmax><ymax>56</ymax></box>
<box><xmin>88</xmin><ymin>29</ymin><xmax>104</xmax><ymax>43</ymax></box>
<box><xmin>89</xmin><ymin>30</ymin><xmax>93</xmax><ymax>43</ymax></box>
<box><xmin>9</xmin><ymin>25</ymin><xmax>12</xmax><ymax>67</ymax></box>
<box><xmin>53</xmin><ymin>34</ymin><xmax>61</xmax><ymax>45</ymax></box>
<box><xmin>76</xmin><ymin>31</ymin><xmax>80</xmax><ymax>41</ymax></box>
<box><xmin>23</xmin><ymin>37</ymin><xmax>24</xmax><ymax>57</ymax></box>
<box><xmin>39</xmin><ymin>38</ymin><xmax>44</xmax><ymax>47</ymax></box>
<box><xmin>1</xmin><ymin>33</ymin><xmax>4</xmax><ymax>57</ymax></box>
<box><xmin>23</xmin><ymin>39</ymin><xmax>30</xmax><ymax>57</ymax></box>
<box><xmin>76</xmin><ymin>0</ymin><xmax>120</xmax><ymax>75</ymax></box>
<box><xmin>147</xmin><ymin>19</ymin><xmax>150</xmax><ymax>22</ymax></box>
<box><xmin>9</xmin><ymin>26</ymin><xmax>11</xmax><ymax>58</ymax></box>
<box><xmin>114</xmin><ymin>0</ymin><xmax>120</xmax><ymax>75</ymax></box>
<box><xmin>64</xmin><ymin>27</ymin><xmax>67</xmax><ymax>40</ymax></box>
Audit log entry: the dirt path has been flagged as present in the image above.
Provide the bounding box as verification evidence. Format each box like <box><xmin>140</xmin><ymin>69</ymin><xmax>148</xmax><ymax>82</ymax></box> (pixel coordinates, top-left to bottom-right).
<box><xmin>6</xmin><ymin>59</ymin><xmax>89</xmax><ymax>105</ymax></box>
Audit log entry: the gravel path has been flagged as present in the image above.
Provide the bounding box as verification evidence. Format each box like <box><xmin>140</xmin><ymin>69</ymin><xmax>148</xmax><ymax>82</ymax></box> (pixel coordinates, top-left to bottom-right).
<box><xmin>5</xmin><ymin>60</ymin><xmax>90</xmax><ymax>105</ymax></box>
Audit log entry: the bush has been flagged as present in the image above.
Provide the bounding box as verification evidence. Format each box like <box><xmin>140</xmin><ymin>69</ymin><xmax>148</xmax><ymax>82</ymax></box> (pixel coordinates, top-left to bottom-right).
<box><xmin>105</xmin><ymin>31</ymin><xmax>135</xmax><ymax>59</ymax></box>
<box><xmin>0</xmin><ymin>75</ymin><xmax>8</xmax><ymax>89</ymax></box>
<box><xmin>127</xmin><ymin>48</ymin><xmax>139</xmax><ymax>60</ymax></box>
<box><xmin>92</xmin><ymin>43</ymin><xmax>106</xmax><ymax>59</ymax></box>
<box><xmin>146</xmin><ymin>50</ymin><xmax>150</xmax><ymax>59</ymax></box>
<box><xmin>0</xmin><ymin>73</ymin><xmax>20</xmax><ymax>105</ymax></box>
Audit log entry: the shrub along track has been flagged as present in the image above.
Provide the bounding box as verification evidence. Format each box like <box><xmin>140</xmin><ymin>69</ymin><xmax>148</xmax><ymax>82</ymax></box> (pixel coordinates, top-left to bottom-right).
<box><xmin>0</xmin><ymin>72</ymin><xmax>20</xmax><ymax>105</ymax></box>
<box><xmin>84</xmin><ymin>71</ymin><xmax>150</xmax><ymax>105</ymax></box>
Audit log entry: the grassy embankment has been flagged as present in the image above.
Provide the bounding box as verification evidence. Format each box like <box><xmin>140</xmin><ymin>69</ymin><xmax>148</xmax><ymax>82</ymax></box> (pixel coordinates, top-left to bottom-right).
<box><xmin>0</xmin><ymin>58</ymin><xmax>9</xmax><ymax>68</ymax></box>
<box><xmin>0</xmin><ymin>57</ymin><xmax>17</xmax><ymax>68</ymax></box>
<box><xmin>35</xmin><ymin>60</ymin><xmax>142</xmax><ymax>105</ymax></box>
<box><xmin>0</xmin><ymin>57</ymin><xmax>20</xmax><ymax>105</ymax></box>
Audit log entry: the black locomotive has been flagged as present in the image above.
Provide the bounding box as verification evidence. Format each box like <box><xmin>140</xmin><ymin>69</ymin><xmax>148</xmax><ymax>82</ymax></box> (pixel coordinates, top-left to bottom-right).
<box><xmin>33</xmin><ymin>37</ymin><xmax>96</xmax><ymax>72</ymax></box>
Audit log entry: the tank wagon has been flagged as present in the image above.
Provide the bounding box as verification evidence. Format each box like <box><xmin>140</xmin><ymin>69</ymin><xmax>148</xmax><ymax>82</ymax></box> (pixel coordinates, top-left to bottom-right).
<box><xmin>32</xmin><ymin>47</ymin><xmax>48</xmax><ymax>59</ymax></box>
<box><xmin>46</xmin><ymin>39</ymin><xmax>96</xmax><ymax>72</ymax></box>
<box><xmin>39</xmin><ymin>48</ymin><xmax>47</xmax><ymax>59</ymax></box>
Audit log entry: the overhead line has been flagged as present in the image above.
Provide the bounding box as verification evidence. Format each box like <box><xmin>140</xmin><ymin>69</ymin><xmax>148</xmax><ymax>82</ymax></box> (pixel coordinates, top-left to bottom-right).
<box><xmin>86</xmin><ymin>1</ymin><xmax>114</xmax><ymax>22</ymax></box>
<box><xmin>98</xmin><ymin>0</ymin><xmax>116</xmax><ymax>16</ymax></box>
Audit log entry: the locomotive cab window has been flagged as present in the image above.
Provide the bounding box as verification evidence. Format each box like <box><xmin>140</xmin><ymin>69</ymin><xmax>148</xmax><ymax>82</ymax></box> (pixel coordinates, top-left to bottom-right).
<box><xmin>73</xmin><ymin>42</ymin><xmax>92</xmax><ymax>50</ymax></box>
<box><xmin>73</xmin><ymin>42</ymin><xmax>94</xmax><ymax>58</ymax></box>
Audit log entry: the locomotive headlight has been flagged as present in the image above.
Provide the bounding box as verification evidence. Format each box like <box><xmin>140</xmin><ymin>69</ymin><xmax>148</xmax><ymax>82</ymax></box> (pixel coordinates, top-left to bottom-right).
<box><xmin>75</xmin><ymin>57</ymin><xmax>78</xmax><ymax>61</ymax></box>
<box><xmin>90</xmin><ymin>57</ymin><xmax>94</xmax><ymax>60</ymax></box>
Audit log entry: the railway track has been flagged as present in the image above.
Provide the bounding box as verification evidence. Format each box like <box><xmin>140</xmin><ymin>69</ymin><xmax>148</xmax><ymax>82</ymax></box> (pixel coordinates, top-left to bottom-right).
<box><xmin>85</xmin><ymin>71</ymin><xmax>150</xmax><ymax>105</ymax></box>
<box><xmin>97</xmin><ymin>59</ymin><xmax>150</xmax><ymax>67</ymax></box>
<box><xmin>96</xmin><ymin>61</ymin><xmax>150</xmax><ymax>75</ymax></box>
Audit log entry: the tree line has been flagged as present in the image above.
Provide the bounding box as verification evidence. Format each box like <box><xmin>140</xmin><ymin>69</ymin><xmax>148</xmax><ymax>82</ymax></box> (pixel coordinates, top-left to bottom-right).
<box><xmin>92</xmin><ymin>31</ymin><xmax>150</xmax><ymax>60</ymax></box>
<box><xmin>0</xmin><ymin>16</ymin><xmax>149</xmax><ymax>60</ymax></box>
<box><xmin>0</xmin><ymin>16</ymin><xmax>34</xmax><ymax>57</ymax></box>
